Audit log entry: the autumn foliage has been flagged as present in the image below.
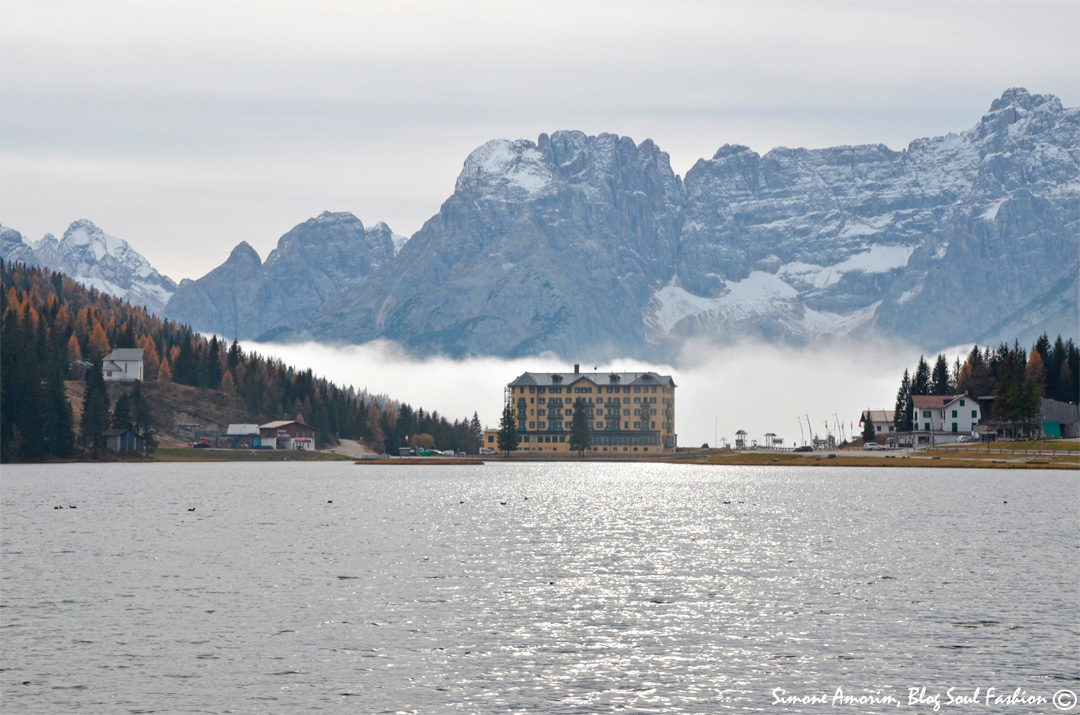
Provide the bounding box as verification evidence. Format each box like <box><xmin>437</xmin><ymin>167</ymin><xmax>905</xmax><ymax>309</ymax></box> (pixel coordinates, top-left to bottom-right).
<box><xmin>2</xmin><ymin>261</ymin><xmax>482</xmax><ymax>460</ymax></box>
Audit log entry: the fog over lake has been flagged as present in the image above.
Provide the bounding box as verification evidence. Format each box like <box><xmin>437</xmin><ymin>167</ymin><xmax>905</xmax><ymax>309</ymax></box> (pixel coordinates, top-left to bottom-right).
<box><xmin>239</xmin><ymin>337</ymin><xmax>939</xmax><ymax>447</ymax></box>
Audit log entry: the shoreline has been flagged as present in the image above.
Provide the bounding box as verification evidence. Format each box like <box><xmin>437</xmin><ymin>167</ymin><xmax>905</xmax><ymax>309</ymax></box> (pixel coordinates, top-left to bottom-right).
<box><xmin>5</xmin><ymin>445</ymin><xmax>1077</xmax><ymax>469</ymax></box>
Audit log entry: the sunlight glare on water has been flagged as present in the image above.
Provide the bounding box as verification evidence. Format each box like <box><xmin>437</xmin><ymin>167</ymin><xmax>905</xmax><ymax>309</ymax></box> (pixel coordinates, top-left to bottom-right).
<box><xmin>1</xmin><ymin>461</ymin><xmax>1077</xmax><ymax>712</ymax></box>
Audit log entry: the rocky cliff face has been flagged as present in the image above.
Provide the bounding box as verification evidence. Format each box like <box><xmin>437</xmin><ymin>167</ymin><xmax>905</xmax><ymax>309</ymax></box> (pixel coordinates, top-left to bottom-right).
<box><xmin>303</xmin><ymin>88</ymin><xmax>1078</xmax><ymax>358</ymax></box>
<box><xmin>653</xmin><ymin>87</ymin><xmax>1079</xmax><ymax>352</ymax></box>
<box><xmin>162</xmin><ymin>211</ymin><xmax>396</xmax><ymax>340</ymax></box>
<box><xmin>305</xmin><ymin>133</ymin><xmax>686</xmax><ymax>356</ymax></box>
<box><xmin>19</xmin><ymin>88</ymin><xmax>1071</xmax><ymax>359</ymax></box>
<box><xmin>0</xmin><ymin>220</ymin><xmax>177</xmax><ymax>314</ymax></box>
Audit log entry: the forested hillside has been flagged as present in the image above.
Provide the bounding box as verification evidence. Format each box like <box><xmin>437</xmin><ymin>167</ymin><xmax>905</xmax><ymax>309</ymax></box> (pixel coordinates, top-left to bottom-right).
<box><xmin>1</xmin><ymin>261</ymin><xmax>481</xmax><ymax>461</ymax></box>
<box><xmin>892</xmin><ymin>336</ymin><xmax>1079</xmax><ymax>433</ymax></box>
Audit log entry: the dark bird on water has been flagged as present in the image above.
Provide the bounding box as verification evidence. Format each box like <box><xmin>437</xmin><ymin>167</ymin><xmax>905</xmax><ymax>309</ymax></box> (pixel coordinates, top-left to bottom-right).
<box><xmin>187</xmin><ymin>507</ymin><xmax>196</xmax><ymax>512</ymax></box>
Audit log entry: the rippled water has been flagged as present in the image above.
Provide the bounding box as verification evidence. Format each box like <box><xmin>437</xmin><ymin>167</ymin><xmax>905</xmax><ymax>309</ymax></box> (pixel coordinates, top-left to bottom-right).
<box><xmin>1</xmin><ymin>462</ymin><xmax>1077</xmax><ymax>712</ymax></box>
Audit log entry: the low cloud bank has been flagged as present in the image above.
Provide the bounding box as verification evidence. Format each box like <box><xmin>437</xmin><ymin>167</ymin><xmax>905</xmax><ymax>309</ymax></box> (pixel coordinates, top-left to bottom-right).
<box><xmin>240</xmin><ymin>337</ymin><xmax>933</xmax><ymax>448</ymax></box>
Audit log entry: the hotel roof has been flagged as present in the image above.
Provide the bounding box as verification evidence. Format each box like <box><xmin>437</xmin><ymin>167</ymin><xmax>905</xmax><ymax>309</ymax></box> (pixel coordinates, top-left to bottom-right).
<box><xmin>509</xmin><ymin>371</ymin><xmax>675</xmax><ymax>388</ymax></box>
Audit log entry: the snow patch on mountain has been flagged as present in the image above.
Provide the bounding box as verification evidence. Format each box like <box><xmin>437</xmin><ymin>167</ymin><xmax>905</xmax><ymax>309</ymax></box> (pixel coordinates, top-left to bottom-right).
<box><xmin>779</xmin><ymin>245</ymin><xmax>916</xmax><ymax>290</ymax></box>
<box><xmin>646</xmin><ymin>271</ymin><xmax>799</xmax><ymax>335</ymax></box>
<box><xmin>981</xmin><ymin>198</ymin><xmax>1007</xmax><ymax>221</ymax></box>
<box><xmin>801</xmin><ymin>301</ymin><xmax>881</xmax><ymax>335</ymax></box>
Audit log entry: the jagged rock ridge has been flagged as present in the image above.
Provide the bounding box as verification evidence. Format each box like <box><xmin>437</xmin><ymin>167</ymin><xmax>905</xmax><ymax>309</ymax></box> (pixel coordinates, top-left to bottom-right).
<box><xmin>302</xmin><ymin>87</ymin><xmax>1078</xmax><ymax>358</ymax></box>
<box><xmin>162</xmin><ymin>211</ymin><xmax>397</xmax><ymax>340</ymax></box>
<box><xmin>0</xmin><ymin>220</ymin><xmax>177</xmax><ymax>314</ymax></box>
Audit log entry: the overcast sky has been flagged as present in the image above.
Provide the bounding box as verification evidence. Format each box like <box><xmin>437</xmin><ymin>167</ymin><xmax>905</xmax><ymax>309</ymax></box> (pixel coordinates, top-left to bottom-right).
<box><xmin>2</xmin><ymin>0</ymin><xmax>1077</xmax><ymax>280</ymax></box>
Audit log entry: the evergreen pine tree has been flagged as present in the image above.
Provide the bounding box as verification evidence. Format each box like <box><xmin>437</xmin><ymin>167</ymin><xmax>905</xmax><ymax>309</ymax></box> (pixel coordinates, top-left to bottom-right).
<box><xmin>911</xmin><ymin>356</ymin><xmax>931</xmax><ymax>396</ymax></box>
<box><xmin>80</xmin><ymin>361</ymin><xmax>110</xmax><ymax>457</ymax></box>
<box><xmin>111</xmin><ymin>392</ymin><xmax>133</xmax><ymax>431</ymax></box>
<box><xmin>930</xmin><ymin>354</ymin><xmax>951</xmax><ymax>395</ymax></box>
<box><xmin>861</xmin><ymin>415</ymin><xmax>876</xmax><ymax>443</ymax></box>
<box><xmin>894</xmin><ymin>369</ymin><xmax>912</xmax><ymax>432</ymax></box>
<box><xmin>130</xmin><ymin>380</ymin><xmax>156</xmax><ymax>455</ymax></box>
<box><xmin>569</xmin><ymin>398</ymin><xmax>592</xmax><ymax>456</ymax></box>
<box><xmin>469</xmin><ymin>412</ymin><xmax>483</xmax><ymax>453</ymax></box>
<box><xmin>496</xmin><ymin>399</ymin><xmax>519</xmax><ymax>455</ymax></box>
<box><xmin>227</xmin><ymin>339</ymin><xmax>242</xmax><ymax>372</ymax></box>
<box><xmin>49</xmin><ymin>367</ymin><xmax>75</xmax><ymax>457</ymax></box>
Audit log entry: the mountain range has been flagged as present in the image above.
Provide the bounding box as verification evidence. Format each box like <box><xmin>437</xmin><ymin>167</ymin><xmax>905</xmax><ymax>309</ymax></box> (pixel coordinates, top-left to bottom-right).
<box><xmin>3</xmin><ymin>88</ymin><xmax>1076</xmax><ymax>359</ymax></box>
<box><xmin>0</xmin><ymin>219</ymin><xmax>177</xmax><ymax>314</ymax></box>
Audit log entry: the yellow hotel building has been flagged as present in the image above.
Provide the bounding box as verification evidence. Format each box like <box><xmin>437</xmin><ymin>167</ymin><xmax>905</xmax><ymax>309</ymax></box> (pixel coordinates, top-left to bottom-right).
<box><xmin>486</xmin><ymin>365</ymin><xmax>677</xmax><ymax>455</ymax></box>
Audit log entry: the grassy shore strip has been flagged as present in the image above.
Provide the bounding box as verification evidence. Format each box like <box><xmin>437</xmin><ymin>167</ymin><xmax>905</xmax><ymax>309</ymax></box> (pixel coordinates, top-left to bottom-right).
<box><xmin>354</xmin><ymin>458</ymin><xmax>485</xmax><ymax>465</ymax></box>
<box><xmin>670</xmin><ymin>451</ymin><xmax>1078</xmax><ymax>469</ymax></box>
<box><xmin>154</xmin><ymin>448</ymin><xmax>353</xmax><ymax>462</ymax></box>
<box><xmin>935</xmin><ymin>440</ymin><xmax>1078</xmax><ymax>453</ymax></box>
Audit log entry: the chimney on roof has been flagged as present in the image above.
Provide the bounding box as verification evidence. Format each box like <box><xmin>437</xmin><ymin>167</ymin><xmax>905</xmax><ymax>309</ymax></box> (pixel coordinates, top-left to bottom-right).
<box><xmin>574</xmin><ymin>363</ymin><xmax>579</xmax><ymax>374</ymax></box>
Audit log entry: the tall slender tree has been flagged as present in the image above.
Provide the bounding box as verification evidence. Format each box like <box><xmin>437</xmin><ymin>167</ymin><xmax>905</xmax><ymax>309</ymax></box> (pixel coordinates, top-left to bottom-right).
<box><xmin>496</xmin><ymin>399</ymin><xmax>519</xmax><ymax>455</ymax></box>
<box><xmin>930</xmin><ymin>354</ymin><xmax>951</xmax><ymax>395</ymax></box>
<box><xmin>569</xmin><ymin>398</ymin><xmax>592</xmax><ymax>456</ymax></box>
<box><xmin>130</xmin><ymin>380</ymin><xmax>156</xmax><ymax>456</ymax></box>
<box><xmin>911</xmin><ymin>356</ymin><xmax>931</xmax><ymax>396</ymax></box>
<box><xmin>893</xmin><ymin>369</ymin><xmax>912</xmax><ymax>432</ymax></box>
<box><xmin>80</xmin><ymin>360</ymin><xmax>110</xmax><ymax>457</ymax></box>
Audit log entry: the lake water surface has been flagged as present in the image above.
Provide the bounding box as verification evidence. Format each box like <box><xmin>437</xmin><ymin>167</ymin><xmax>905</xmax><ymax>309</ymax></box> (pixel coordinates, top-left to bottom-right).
<box><xmin>2</xmin><ymin>462</ymin><xmax>1077</xmax><ymax>712</ymax></box>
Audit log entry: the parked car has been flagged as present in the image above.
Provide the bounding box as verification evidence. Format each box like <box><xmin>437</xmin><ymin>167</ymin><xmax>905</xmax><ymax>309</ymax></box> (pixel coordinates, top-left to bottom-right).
<box><xmin>479</xmin><ymin>447</ymin><xmax>496</xmax><ymax>455</ymax></box>
<box><xmin>863</xmin><ymin>442</ymin><xmax>885</xmax><ymax>450</ymax></box>
<box><xmin>793</xmin><ymin>445</ymin><xmax>813</xmax><ymax>453</ymax></box>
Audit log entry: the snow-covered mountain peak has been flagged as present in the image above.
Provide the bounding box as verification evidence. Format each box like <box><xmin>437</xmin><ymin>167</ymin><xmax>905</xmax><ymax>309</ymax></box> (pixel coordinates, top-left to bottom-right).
<box><xmin>314</xmin><ymin>210</ymin><xmax>362</xmax><ymax>227</ymax></box>
<box><xmin>457</xmin><ymin>138</ymin><xmax>554</xmax><ymax>199</ymax></box>
<box><xmin>990</xmin><ymin>87</ymin><xmax>1061</xmax><ymax>113</ymax></box>
<box><xmin>0</xmin><ymin>219</ymin><xmax>177</xmax><ymax>314</ymax></box>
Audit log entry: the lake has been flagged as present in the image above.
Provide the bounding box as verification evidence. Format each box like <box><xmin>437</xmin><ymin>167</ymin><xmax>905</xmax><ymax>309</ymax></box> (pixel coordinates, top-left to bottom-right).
<box><xmin>1</xmin><ymin>462</ymin><xmax>1077</xmax><ymax>712</ymax></box>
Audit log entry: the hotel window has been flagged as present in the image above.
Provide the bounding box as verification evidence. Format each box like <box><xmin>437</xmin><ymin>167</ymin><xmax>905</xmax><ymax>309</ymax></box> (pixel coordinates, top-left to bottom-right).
<box><xmin>971</xmin><ymin>410</ymin><xmax>977</xmax><ymax>418</ymax></box>
<box><xmin>529</xmin><ymin>422</ymin><xmax>535</xmax><ymax>429</ymax></box>
<box><xmin>951</xmin><ymin>410</ymin><xmax>957</xmax><ymax>418</ymax></box>
<box><xmin>960</xmin><ymin>399</ymin><xmax>965</xmax><ymax>406</ymax></box>
<box><xmin>922</xmin><ymin>410</ymin><xmax>931</xmax><ymax>418</ymax></box>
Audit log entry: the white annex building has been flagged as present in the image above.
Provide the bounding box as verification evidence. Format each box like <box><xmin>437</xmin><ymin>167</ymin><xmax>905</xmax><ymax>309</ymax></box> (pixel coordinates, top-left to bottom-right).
<box><xmin>911</xmin><ymin>394</ymin><xmax>981</xmax><ymax>434</ymax></box>
<box><xmin>103</xmin><ymin>348</ymin><xmax>144</xmax><ymax>381</ymax></box>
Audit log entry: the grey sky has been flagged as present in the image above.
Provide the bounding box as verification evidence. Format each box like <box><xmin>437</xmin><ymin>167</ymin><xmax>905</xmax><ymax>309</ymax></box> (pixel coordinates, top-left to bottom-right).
<box><xmin>2</xmin><ymin>0</ymin><xmax>1077</xmax><ymax>280</ymax></box>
